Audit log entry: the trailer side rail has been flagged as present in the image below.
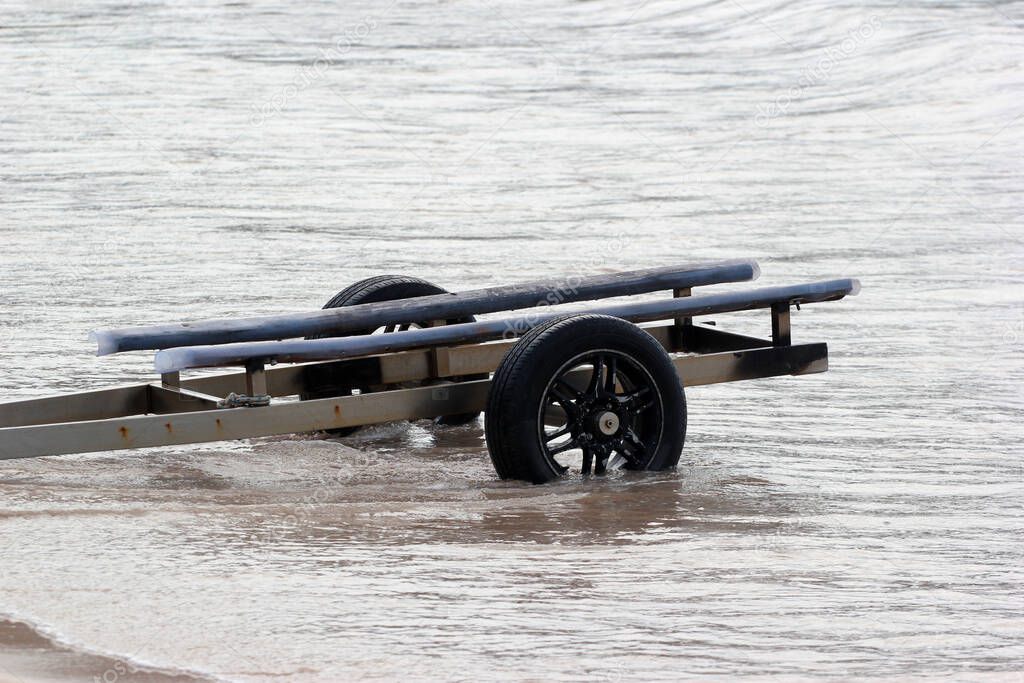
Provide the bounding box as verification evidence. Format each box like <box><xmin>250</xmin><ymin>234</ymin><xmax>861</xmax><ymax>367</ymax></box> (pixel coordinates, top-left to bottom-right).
<box><xmin>0</xmin><ymin>336</ymin><xmax>826</xmax><ymax>460</ymax></box>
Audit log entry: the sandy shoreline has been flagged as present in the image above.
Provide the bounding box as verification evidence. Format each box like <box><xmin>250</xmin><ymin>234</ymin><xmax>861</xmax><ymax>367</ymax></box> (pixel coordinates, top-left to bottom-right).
<box><xmin>0</xmin><ymin>618</ymin><xmax>210</xmax><ymax>683</ymax></box>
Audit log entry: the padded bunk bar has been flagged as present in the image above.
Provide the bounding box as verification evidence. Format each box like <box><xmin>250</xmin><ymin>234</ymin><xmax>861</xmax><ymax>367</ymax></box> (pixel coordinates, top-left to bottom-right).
<box><xmin>90</xmin><ymin>259</ymin><xmax>760</xmax><ymax>354</ymax></box>
<box><xmin>154</xmin><ymin>279</ymin><xmax>860</xmax><ymax>373</ymax></box>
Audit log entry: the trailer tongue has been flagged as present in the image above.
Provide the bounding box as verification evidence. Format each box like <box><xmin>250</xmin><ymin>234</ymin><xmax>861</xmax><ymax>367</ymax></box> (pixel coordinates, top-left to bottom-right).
<box><xmin>0</xmin><ymin>261</ymin><xmax>860</xmax><ymax>483</ymax></box>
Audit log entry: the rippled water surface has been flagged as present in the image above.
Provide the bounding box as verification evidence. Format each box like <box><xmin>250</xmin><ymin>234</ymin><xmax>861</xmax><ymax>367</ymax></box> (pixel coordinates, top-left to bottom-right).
<box><xmin>1</xmin><ymin>0</ymin><xmax>1022</xmax><ymax>680</ymax></box>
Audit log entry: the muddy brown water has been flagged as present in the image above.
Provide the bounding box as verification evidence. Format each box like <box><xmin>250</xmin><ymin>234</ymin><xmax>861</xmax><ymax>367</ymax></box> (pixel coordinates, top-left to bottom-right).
<box><xmin>1</xmin><ymin>0</ymin><xmax>1022</xmax><ymax>680</ymax></box>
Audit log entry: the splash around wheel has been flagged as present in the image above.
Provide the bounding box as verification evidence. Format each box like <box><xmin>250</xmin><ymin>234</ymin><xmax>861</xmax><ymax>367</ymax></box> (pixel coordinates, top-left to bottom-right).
<box><xmin>485</xmin><ymin>314</ymin><xmax>687</xmax><ymax>484</ymax></box>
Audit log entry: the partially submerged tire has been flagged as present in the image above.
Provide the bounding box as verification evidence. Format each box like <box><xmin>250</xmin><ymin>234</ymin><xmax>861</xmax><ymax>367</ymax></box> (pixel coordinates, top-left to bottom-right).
<box><xmin>301</xmin><ymin>275</ymin><xmax>484</xmax><ymax>435</ymax></box>
<box><xmin>485</xmin><ymin>314</ymin><xmax>686</xmax><ymax>484</ymax></box>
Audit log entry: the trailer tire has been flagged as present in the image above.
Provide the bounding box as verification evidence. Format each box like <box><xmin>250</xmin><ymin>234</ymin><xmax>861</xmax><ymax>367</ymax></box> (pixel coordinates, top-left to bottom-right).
<box><xmin>485</xmin><ymin>314</ymin><xmax>686</xmax><ymax>484</ymax></box>
<box><xmin>301</xmin><ymin>275</ymin><xmax>484</xmax><ymax>435</ymax></box>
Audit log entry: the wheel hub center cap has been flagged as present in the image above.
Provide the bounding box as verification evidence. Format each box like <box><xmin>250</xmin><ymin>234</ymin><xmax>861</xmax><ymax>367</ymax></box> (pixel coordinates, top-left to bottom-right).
<box><xmin>596</xmin><ymin>411</ymin><xmax>620</xmax><ymax>436</ymax></box>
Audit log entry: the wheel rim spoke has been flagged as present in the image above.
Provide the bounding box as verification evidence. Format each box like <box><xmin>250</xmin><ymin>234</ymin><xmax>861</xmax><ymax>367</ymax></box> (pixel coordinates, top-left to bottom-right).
<box><xmin>555</xmin><ymin>378</ymin><xmax>585</xmax><ymax>399</ymax></box>
<box><xmin>540</xmin><ymin>350</ymin><xmax>662</xmax><ymax>477</ymax></box>
<box><xmin>581</xmin><ymin>446</ymin><xmax>593</xmax><ymax>475</ymax></box>
<box><xmin>623</xmin><ymin>386</ymin><xmax>649</xmax><ymax>401</ymax></box>
<box><xmin>551</xmin><ymin>382</ymin><xmax>577</xmax><ymax>403</ymax></box>
<box><xmin>604</xmin><ymin>355</ymin><xmax>618</xmax><ymax>394</ymax></box>
<box><xmin>624</xmin><ymin>386</ymin><xmax>655</xmax><ymax>413</ymax></box>
<box><xmin>548</xmin><ymin>439</ymin><xmax>581</xmax><ymax>456</ymax></box>
<box><xmin>586</xmin><ymin>354</ymin><xmax>604</xmax><ymax>397</ymax></box>
<box><xmin>549</xmin><ymin>385</ymin><xmax>581</xmax><ymax>418</ymax></box>
<box><xmin>618</xmin><ymin>428</ymin><xmax>647</xmax><ymax>466</ymax></box>
<box><xmin>544</xmin><ymin>425</ymin><xmax>572</xmax><ymax>442</ymax></box>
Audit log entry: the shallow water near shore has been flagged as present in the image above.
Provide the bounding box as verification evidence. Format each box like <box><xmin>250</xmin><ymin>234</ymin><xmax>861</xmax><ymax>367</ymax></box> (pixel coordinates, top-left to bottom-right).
<box><xmin>1</xmin><ymin>0</ymin><xmax>1022</xmax><ymax>680</ymax></box>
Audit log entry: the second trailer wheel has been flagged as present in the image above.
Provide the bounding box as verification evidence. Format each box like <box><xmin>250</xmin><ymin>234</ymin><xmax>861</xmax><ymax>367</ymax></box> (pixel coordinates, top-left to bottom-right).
<box><xmin>301</xmin><ymin>275</ymin><xmax>485</xmax><ymax>434</ymax></box>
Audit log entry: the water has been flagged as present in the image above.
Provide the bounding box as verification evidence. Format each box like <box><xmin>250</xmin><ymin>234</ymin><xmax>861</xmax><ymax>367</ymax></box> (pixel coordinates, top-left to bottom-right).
<box><xmin>1</xmin><ymin>0</ymin><xmax>1022</xmax><ymax>680</ymax></box>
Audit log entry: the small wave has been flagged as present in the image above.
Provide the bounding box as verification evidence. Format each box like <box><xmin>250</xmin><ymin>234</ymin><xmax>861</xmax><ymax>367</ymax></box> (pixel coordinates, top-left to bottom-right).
<box><xmin>0</xmin><ymin>611</ymin><xmax>225</xmax><ymax>683</ymax></box>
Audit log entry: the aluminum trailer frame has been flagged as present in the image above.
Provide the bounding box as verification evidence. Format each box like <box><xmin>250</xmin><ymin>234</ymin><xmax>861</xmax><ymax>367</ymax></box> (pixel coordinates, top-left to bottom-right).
<box><xmin>0</xmin><ymin>264</ymin><xmax>859</xmax><ymax>463</ymax></box>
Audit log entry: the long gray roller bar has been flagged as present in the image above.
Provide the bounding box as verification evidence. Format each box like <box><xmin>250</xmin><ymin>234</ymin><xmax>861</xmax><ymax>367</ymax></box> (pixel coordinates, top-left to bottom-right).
<box><xmin>92</xmin><ymin>260</ymin><xmax>760</xmax><ymax>355</ymax></box>
<box><xmin>154</xmin><ymin>278</ymin><xmax>860</xmax><ymax>373</ymax></box>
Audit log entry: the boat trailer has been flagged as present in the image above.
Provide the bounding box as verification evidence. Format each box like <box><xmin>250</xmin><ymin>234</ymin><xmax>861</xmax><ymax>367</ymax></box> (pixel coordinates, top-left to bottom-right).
<box><xmin>0</xmin><ymin>260</ymin><xmax>860</xmax><ymax>483</ymax></box>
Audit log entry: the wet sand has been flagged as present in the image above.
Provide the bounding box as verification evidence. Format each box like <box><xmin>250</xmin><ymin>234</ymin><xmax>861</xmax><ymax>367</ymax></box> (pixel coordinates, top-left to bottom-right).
<box><xmin>0</xmin><ymin>618</ymin><xmax>210</xmax><ymax>683</ymax></box>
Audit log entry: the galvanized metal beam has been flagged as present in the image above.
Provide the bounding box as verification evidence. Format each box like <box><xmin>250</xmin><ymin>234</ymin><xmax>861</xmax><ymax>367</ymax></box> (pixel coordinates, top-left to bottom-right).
<box><xmin>0</xmin><ymin>384</ymin><xmax>150</xmax><ymax>429</ymax></box>
<box><xmin>679</xmin><ymin>325</ymin><xmax>771</xmax><ymax>353</ymax></box>
<box><xmin>0</xmin><ymin>343</ymin><xmax>827</xmax><ymax>461</ymax></box>
<box><xmin>0</xmin><ymin>322</ymin><xmax>684</xmax><ymax>431</ymax></box>
<box><xmin>147</xmin><ymin>384</ymin><xmax>222</xmax><ymax>414</ymax></box>
<box><xmin>772</xmin><ymin>303</ymin><xmax>792</xmax><ymax>346</ymax></box>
